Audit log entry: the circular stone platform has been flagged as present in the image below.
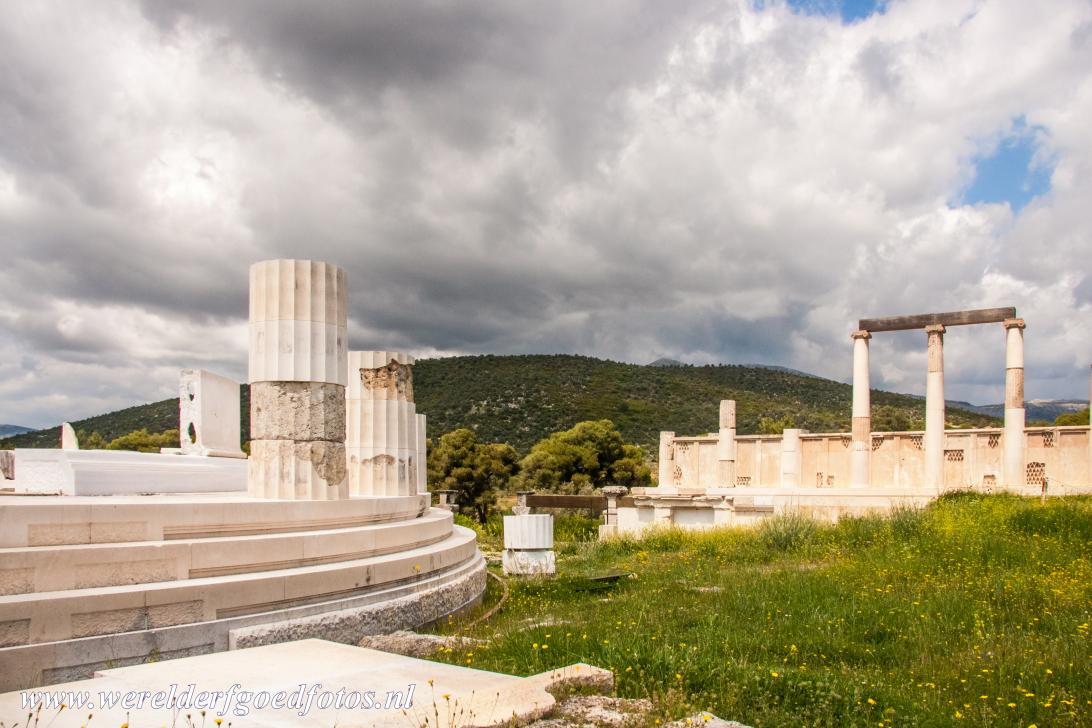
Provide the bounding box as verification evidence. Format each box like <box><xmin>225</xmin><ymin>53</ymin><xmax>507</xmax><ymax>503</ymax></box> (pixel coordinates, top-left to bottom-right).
<box><xmin>0</xmin><ymin>493</ymin><xmax>486</xmax><ymax>691</ymax></box>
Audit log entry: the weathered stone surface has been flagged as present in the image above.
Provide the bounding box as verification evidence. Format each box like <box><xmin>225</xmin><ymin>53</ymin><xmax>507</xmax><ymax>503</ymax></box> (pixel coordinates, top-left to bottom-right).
<box><xmin>0</xmin><ymin>450</ymin><xmax>13</xmax><ymax>480</ymax></box>
<box><xmin>229</xmin><ymin>558</ymin><xmax>486</xmax><ymax>649</ymax></box>
<box><xmin>664</xmin><ymin>713</ymin><xmax>751</xmax><ymax>728</ymax></box>
<box><xmin>552</xmin><ymin>695</ymin><xmax>653</xmax><ymax>727</ymax></box>
<box><xmin>250</xmin><ymin>381</ymin><xmax>346</xmax><ymax>442</ymax></box>
<box><xmin>357</xmin><ymin>630</ymin><xmax>482</xmax><ymax>658</ymax></box>
<box><xmin>248</xmin><ymin>439</ymin><xmax>348</xmax><ymax>499</ymax></box>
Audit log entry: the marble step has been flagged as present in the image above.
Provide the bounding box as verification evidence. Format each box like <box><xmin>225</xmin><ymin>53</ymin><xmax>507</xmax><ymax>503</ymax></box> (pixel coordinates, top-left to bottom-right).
<box><xmin>0</xmin><ymin>524</ymin><xmax>479</xmax><ymax>647</ymax></box>
<box><xmin>0</xmin><ymin>493</ymin><xmax>428</xmax><ymax>547</ymax></box>
<box><xmin>0</xmin><ymin>508</ymin><xmax>455</xmax><ymax>594</ymax></box>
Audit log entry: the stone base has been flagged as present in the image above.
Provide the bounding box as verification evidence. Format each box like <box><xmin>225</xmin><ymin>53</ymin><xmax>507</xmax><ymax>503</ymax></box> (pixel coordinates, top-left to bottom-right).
<box><xmin>503</xmin><ymin>549</ymin><xmax>556</xmax><ymax>576</ymax></box>
<box><xmin>9</xmin><ymin>449</ymin><xmax>247</xmax><ymax>495</ymax></box>
<box><xmin>248</xmin><ymin>439</ymin><xmax>347</xmax><ymax>499</ymax></box>
<box><xmin>0</xmin><ymin>639</ymin><xmax>612</xmax><ymax>727</ymax></box>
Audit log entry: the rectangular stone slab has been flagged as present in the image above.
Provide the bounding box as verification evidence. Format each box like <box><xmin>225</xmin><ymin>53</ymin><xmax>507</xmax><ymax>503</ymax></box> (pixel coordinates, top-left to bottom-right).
<box><xmin>859</xmin><ymin>307</ymin><xmax>1016</xmax><ymax>332</ymax></box>
<box><xmin>0</xmin><ymin>639</ymin><xmax>609</xmax><ymax>727</ymax></box>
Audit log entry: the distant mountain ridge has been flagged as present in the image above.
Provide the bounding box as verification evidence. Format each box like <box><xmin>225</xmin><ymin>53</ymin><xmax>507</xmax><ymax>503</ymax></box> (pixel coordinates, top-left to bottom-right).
<box><xmin>5</xmin><ymin>354</ymin><xmax>1002</xmax><ymax>453</ymax></box>
<box><xmin>949</xmin><ymin>399</ymin><xmax>1089</xmax><ymax>423</ymax></box>
<box><xmin>0</xmin><ymin>424</ymin><xmax>33</xmax><ymax>439</ymax></box>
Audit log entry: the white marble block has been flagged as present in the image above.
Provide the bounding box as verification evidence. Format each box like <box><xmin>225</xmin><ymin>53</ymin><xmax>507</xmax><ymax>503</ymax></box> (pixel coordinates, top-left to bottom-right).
<box><xmin>176</xmin><ymin>369</ymin><xmax>246</xmax><ymax>458</ymax></box>
<box><xmin>248</xmin><ymin>259</ymin><xmax>348</xmax><ymax>500</ymax></box>
<box><xmin>346</xmin><ymin>351</ymin><xmax>421</xmax><ymax>497</ymax></box>
<box><xmin>10</xmin><ymin>449</ymin><xmax>246</xmax><ymax>495</ymax></box>
<box><xmin>503</xmin><ymin>514</ymin><xmax>555</xmax><ymax>576</ymax></box>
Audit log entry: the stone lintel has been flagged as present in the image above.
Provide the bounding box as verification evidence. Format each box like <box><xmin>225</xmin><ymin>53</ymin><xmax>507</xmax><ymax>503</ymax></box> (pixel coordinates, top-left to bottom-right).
<box><xmin>859</xmin><ymin>307</ymin><xmax>1015</xmax><ymax>332</ymax></box>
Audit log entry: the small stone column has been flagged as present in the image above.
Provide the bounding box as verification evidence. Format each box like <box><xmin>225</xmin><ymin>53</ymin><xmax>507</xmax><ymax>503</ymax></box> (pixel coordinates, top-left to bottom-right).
<box><xmin>503</xmin><ymin>514</ymin><xmax>555</xmax><ymax>576</ymax></box>
<box><xmin>248</xmin><ymin>259</ymin><xmax>348</xmax><ymax>500</ymax></box>
<box><xmin>513</xmin><ymin>490</ymin><xmax>534</xmax><ymax>515</ymax></box>
<box><xmin>416</xmin><ymin>413</ymin><xmax>428</xmax><ymax>494</ymax></box>
<box><xmin>346</xmin><ymin>351</ymin><xmax>418</xmax><ymax>497</ymax></box>
<box><xmin>599</xmin><ymin>485</ymin><xmax>628</xmax><ymax>538</ymax></box>
<box><xmin>851</xmin><ymin>330</ymin><xmax>872</xmax><ymax>488</ymax></box>
<box><xmin>780</xmin><ymin>428</ymin><xmax>803</xmax><ymax>487</ymax></box>
<box><xmin>924</xmin><ymin>324</ymin><xmax>946</xmax><ymax>490</ymax></box>
<box><xmin>657</xmin><ymin>431</ymin><xmax>675</xmax><ymax>487</ymax></box>
<box><xmin>717</xmin><ymin>400</ymin><xmax>737</xmax><ymax>486</ymax></box>
<box><xmin>61</xmin><ymin>423</ymin><xmax>78</xmax><ymax>450</ymax></box>
<box><xmin>1003</xmin><ymin>318</ymin><xmax>1027</xmax><ymax>486</ymax></box>
<box><xmin>435</xmin><ymin>489</ymin><xmax>457</xmax><ymax>511</ymax></box>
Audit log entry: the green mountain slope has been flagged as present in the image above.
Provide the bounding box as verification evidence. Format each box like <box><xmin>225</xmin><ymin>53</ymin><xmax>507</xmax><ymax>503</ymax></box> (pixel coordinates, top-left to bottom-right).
<box><xmin>4</xmin><ymin>354</ymin><xmax>999</xmax><ymax>453</ymax></box>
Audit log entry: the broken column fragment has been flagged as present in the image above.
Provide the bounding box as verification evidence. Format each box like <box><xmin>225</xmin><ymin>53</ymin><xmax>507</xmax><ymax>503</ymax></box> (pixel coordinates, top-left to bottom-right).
<box><xmin>247</xmin><ymin>259</ymin><xmax>348</xmax><ymax>500</ymax></box>
<box><xmin>346</xmin><ymin>351</ymin><xmax>422</xmax><ymax>497</ymax></box>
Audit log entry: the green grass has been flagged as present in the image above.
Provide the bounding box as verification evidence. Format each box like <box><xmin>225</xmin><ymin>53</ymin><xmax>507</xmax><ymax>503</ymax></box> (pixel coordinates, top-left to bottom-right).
<box><xmin>431</xmin><ymin>494</ymin><xmax>1092</xmax><ymax>727</ymax></box>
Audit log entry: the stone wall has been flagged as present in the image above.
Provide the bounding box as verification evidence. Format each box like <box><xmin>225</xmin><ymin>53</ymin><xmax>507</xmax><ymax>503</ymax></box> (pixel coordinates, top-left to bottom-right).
<box><xmin>664</xmin><ymin>426</ymin><xmax>1091</xmax><ymax>490</ymax></box>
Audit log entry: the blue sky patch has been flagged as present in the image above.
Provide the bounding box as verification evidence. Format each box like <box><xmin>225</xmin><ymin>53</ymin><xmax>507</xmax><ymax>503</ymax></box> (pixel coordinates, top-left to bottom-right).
<box><xmin>962</xmin><ymin>120</ymin><xmax>1053</xmax><ymax>212</ymax></box>
<box><xmin>781</xmin><ymin>0</ymin><xmax>888</xmax><ymax>23</ymax></box>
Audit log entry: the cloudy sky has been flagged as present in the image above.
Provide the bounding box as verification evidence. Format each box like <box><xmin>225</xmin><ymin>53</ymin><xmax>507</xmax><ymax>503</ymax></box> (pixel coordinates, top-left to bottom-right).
<box><xmin>1</xmin><ymin>0</ymin><xmax>1090</xmax><ymax>429</ymax></box>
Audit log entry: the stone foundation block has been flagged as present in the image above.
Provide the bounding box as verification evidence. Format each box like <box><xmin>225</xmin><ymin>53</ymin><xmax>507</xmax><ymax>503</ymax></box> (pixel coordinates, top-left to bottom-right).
<box><xmin>248</xmin><ymin>440</ymin><xmax>348</xmax><ymax>500</ymax></box>
<box><xmin>250</xmin><ymin>381</ymin><xmax>346</xmax><ymax>442</ymax></box>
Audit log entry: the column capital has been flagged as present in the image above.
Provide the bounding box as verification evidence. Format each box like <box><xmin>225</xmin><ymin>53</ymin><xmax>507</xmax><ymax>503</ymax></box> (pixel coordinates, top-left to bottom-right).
<box><xmin>851</xmin><ymin>329</ymin><xmax>872</xmax><ymax>340</ymax></box>
<box><xmin>1003</xmin><ymin>317</ymin><xmax>1026</xmax><ymax>330</ymax></box>
<box><xmin>924</xmin><ymin>324</ymin><xmax>945</xmax><ymax>335</ymax></box>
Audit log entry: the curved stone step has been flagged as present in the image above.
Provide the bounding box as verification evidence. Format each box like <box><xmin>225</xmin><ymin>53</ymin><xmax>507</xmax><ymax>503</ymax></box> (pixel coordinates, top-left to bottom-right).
<box><xmin>0</xmin><ymin>525</ymin><xmax>479</xmax><ymax>647</ymax></box>
<box><xmin>0</xmin><ymin>493</ymin><xmax>428</xmax><ymax>547</ymax></box>
<box><xmin>0</xmin><ymin>508</ymin><xmax>455</xmax><ymax>594</ymax></box>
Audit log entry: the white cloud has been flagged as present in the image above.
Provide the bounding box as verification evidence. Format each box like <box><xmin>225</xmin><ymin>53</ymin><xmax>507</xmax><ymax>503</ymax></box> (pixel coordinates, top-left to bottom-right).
<box><xmin>1</xmin><ymin>0</ymin><xmax>1090</xmax><ymax>428</ymax></box>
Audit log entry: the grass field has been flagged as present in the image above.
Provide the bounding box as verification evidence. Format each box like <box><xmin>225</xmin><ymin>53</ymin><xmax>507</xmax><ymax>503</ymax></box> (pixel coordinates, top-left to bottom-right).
<box><xmin>435</xmin><ymin>494</ymin><xmax>1091</xmax><ymax>727</ymax></box>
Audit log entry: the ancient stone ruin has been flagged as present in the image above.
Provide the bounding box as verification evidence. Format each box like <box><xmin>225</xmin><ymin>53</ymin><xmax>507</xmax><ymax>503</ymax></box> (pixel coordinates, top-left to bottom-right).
<box><xmin>617</xmin><ymin>308</ymin><xmax>1092</xmax><ymax>533</ymax></box>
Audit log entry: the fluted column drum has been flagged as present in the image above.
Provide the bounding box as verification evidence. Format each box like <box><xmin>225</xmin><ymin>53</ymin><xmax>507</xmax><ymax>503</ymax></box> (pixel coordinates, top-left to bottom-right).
<box><xmin>248</xmin><ymin>260</ymin><xmax>348</xmax><ymax>500</ymax></box>
<box><xmin>346</xmin><ymin>351</ymin><xmax>422</xmax><ymax>497</ymax></box>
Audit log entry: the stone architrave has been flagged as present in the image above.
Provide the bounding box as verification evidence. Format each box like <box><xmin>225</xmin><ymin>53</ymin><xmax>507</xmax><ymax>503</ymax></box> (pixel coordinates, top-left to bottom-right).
<box><xmin>60</xmin><ymin>423</ymin><xmax>78</xmax><ymax>450</ymax></box>
<box><xmin>780</xmin><ymin>428</ymin><xmax>803</xmax><ymax>487</ymax></box>
<box><xmin>850</xmin><ymin>330</ymin><xmax>872</xmax><ymax>488</ymax></box>
<box><xmin>657</xmin><ymin>431</ymin><xmax>674</xmax><ymax>487</ymax></box>
<box><xmin>346</xmin><ymin>351</ymin><xmax>419</xmax><ymax>497</ymax></box>
<box><xmin>1002</xmin><ymin>319</ymin><xmax>1026</xmax><ymax>486</ymax></box>
<box><xmin>717</xmin><ymin>400</ymin><xmax>737</xmax><ymax>487</ymax></box>
<box><xmin>924</xmin><ymin>324</ymin><xmax>946</xmax><ymax>490</ymax></box>
<box><xmin>503</xmin><ymin>514</ymin><xmax>555</xmax><ymax>576</ymax></box>
<box><xmin>248</xmin><ymin>259</ymin><xmax>348</xmax><ymax>500</ymax></box>
<box><xmin>177</xmin><ymin>369</ymin><xmax>246</xmax><ymax>459</ymax></box>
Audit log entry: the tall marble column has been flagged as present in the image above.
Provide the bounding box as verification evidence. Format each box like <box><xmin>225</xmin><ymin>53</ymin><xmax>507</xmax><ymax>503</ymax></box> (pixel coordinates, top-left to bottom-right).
<box><xmin>1003</xmin><ymin>318</ymin><xmax>1027</xmax><ymax>486</ymax></box>
<box><xmin>248</xmin><ymin>259</ymin><xmax>348</xmax><ymax>500</ymax></box>
<box><xmin>717</xmin><ymin>400</ymin><xmax>737</xmax><ymax>487</ymax></box>
<box><xmin>924</xmin><ymin>324</ymin><xmax>946</xmax><ymax>490</ymax></box>
<box><xmin>346</xmin><ymin>351</ymin><xmax>419</xmax><ymax>497</ymax></box>
<box><xmin>657</xmin><ymin>431</ymin><xmax>675</xmax><ymax>487</ymax></box>
<box><xmin>851</xmin><ymin>330</ymin><xmax>872</xmax><ymax>488</ymax></box>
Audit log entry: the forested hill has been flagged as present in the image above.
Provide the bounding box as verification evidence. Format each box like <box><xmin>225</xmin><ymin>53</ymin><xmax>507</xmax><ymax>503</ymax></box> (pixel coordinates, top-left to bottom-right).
<box><xmin>4</xmin><ymin>354</ymin><xmax>999</xmax><ymax>453</ymax></box>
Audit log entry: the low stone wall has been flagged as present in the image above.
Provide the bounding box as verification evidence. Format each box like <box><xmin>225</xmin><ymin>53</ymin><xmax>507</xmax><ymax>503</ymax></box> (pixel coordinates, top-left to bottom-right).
<box><xmin>665</xmin><ymin>426</ymin><xmax>1091</xmax><ymax>490</ymax></box>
